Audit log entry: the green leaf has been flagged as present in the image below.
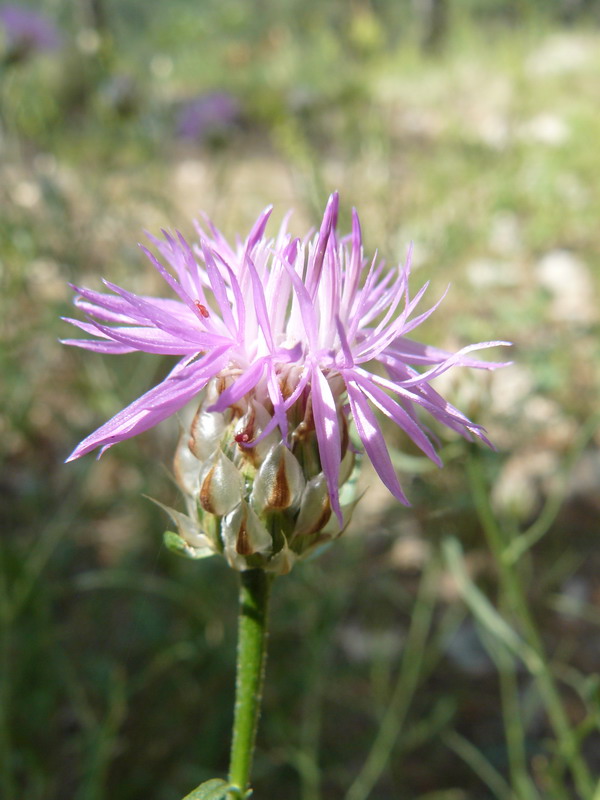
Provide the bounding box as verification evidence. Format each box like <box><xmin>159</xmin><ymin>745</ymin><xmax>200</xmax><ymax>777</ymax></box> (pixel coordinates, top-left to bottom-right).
<box><xmin>442</xmin><ymin>538</ymin><xmax>540</xmax><ymax>673</ymax></box>
<box><xmin>146</xmin><ymin>494</ymin><xmax>214</xmax><ymax>561</ymax></box>
<box><xmin>182</xmin><ymin>778</ymin><xmax>241</xmax><ymax>800</ymax></box>
<box><xmin>163</xmin><ymin>531</ymin><xmax>214</xmax><ymax>560</ymax></box>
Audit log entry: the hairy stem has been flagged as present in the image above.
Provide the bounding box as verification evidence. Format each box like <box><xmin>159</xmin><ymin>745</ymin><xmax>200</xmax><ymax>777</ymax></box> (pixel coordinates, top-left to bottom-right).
<box><xmin>228</xmin><ymin>569</ymin><xmax>273</xmax><ymax>798</ymax></box>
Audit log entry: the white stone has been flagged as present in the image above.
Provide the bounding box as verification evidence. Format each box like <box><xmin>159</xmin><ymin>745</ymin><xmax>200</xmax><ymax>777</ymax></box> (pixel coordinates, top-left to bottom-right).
<box><xmin>12</xmin><ymin>181</ymin><xmax>41</xmax><ymax>209</ymax></box>
<box><xmin>489</xmin><ymin>365</ymin><xmax>533</xmax><ymax>416</ymax></box>
<box><xmin>536</xmin><ymin>250</ymin><xmax>596</xmax><ymax>323</ymax></box>
<box><xmin>526</xmin><ymin>34</ymin><xmax>596</xmax><ymax>77</ymax></box>
<box><xmin>466</xmin><ymin>258</ymin><xmax>520</xmax><ymax>289</ymax></box>
<box><xmin>491</xmin><ymin>450</ymin><xmax>559</xmax><ymax>518</ymax></box>
<box><xmin>518</xmin><ymin>114</ymin><xmax>570</xmax><ymax>146</ymax></box>
<box><xmin>489</xmin><ymin>212</ymin><xmax>522</xmax><ymax>256</ymax></box>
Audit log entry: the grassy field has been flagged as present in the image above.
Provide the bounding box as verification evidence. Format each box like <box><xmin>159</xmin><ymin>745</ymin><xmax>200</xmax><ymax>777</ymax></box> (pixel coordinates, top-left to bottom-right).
<box><xmin>1</xmin><ymin>3</ymin><xmax>600</xmax><ymax>798</ymax></box>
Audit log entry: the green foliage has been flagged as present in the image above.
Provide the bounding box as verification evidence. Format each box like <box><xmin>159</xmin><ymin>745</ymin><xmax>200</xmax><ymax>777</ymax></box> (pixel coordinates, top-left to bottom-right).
<box><xmin>163</xmin><ymin>531</ymin><xmax>214</xmax><ymax>560</ymax></box>
<box><xmin>182</xmin><ymin>778</ymin><xmax>238</xmax><ymax>800</ymax></box>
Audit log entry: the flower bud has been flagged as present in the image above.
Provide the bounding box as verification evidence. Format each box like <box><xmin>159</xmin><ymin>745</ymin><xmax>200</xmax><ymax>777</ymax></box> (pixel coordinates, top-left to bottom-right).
<box><xmin>150</xmin><ymin>498</ymin><xmax>214</xmax><ymax>559</ymax></box>
<box><xmin>293</xmin><ymin>474</ymin><xmax>331</xmax><ymax>538</ymax></box>
<box><xmin>165</xmin><ymin>387</ymin><xmax>361</xmax><ymax>574</ymax></box>
<box><xmin>174</xmin><ymin>431</ymin><xmax>202</xmax><ymax>496</ymax></box>
<box><xmin>189</xmin><ymin>388</ymin><xmax>231</xmax><ymax>460</ymax></box>
<box><xmin>266</xmin><ymin>541</ymin><xmax>297</xmax><ymax>576</ymax></box>
<box><xmin>222</xmin><ymin>500</ymin><xmax>273</xmax><ymax>570</ymax></box>
<box><xmin>198</xmin><ymin>449</ymin><xmax>244</xmax><ymax>516</ymax></box>
<box><xmin>251</xmin><ymin>443</ymin><xmax>305</xmax><ymax>513</ymax></box>
<box><xmin>233</xmin><ymin>400</ymin><xmax>279</xmax><ymax>467</ymax></box>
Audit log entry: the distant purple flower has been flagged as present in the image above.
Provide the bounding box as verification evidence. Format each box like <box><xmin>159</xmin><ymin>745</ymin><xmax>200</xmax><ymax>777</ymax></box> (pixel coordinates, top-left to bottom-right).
<box><xmin>176</xmin><ymin>92</ymin><xmax>240</xmax><ymax>142</ymax></box>
<box><xmin>63</xmin><ymin>193</ymin><xmax>509</xmax><ymax>520</ymax></box>
<box><xmin>0</xmin><ymin>5</ymin><xmax>61</xmax><ymax>61</ymax></box>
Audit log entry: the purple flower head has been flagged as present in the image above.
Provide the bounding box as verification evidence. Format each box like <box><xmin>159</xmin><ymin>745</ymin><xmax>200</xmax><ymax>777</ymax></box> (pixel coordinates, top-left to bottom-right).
<box><xmin>63</xmin><ymin>194</ymin><xmax>510</xmax><ymax>522</ymax></box>
<box><xmin>176</xmin><ymin>92</ymin><xmax>240</xmax><ymax>143</ymax></box>
<box><xmin>0</xmin><ymin>5</ymin><xmax>61</xmax><ymax>61</ymax></box>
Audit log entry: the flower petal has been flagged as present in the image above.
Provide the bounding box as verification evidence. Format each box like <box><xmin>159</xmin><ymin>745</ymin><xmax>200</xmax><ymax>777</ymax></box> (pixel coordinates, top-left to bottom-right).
<box><xmin>311</xmin><ymin>365</ymin><xmax>343</xmax><ymax>524</ymax></box>
<box><xmin>201</xmin><ymin>241</ymin><xmax>238</xmax><ymax>337</ymax></box>
<box><xmin>346</xmin><ymin>380</ymin><xmax>410</xmax><ymax>505</ymax></box>
<box><xmin>101</xmin><ymin>280</ymin><xmax>201</xmax><ymax>337</ymax></box>
<box><xmin>348</xmin><ymin>370</ymin><xmax>442</xmax><ymax>466</ymax></box>
<box><xmin>82</xmin><ymin>321</ymin><xmax>210</xmax><ymax>355</ymax></box>
<box><xmin>66</xmin><ymin>347</ymin><xmax>231</xmax><ymax>461</ymax></box>
<box><xmin>61</xmin><ymin>337</ymin><xmax>135</xmax><ymax>354</ymax></box>
<box><xmin>207</xmin><ymin>357</ymin><xmax>268</xmax><ymax>413</ymax></box>
<box><xmin>393</xmin><ymin>341</ymin><xmax>513</xmax><ymax>387</ymax></box>
<box><xmin>305</xmin><ymin>192</ymin><xmax>338</xmax><ymax>297</ymax></box>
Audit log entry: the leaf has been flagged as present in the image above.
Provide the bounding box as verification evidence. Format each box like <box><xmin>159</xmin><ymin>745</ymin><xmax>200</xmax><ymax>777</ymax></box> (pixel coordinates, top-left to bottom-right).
<box><xmin>442</xmin><ymin>538</ymin><xmax>539</xmax><ymax>672</ymax></box>
<box><xmin>182</xmin><ymin>778</ymin><xmax>241</xmax><ymax>800</ymax></box>
<box><xmin>163</xmin><ymin>531</ymin><xmax>214</xmax><ymax>560</ymax></box>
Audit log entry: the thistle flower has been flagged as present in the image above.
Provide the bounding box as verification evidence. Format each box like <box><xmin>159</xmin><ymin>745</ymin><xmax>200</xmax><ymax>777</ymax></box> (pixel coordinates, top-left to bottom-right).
<box><xmin>63</xmin><ymin>193</ymin><xmax>509</xmax><ymax>571</ymax></box>
<box><xmin>176</xmin><ymin>92</ymin><xmax>240</xmax><ymax>144</ymax></box>
<box><xmin>0</xmin><ymin>4</ymin><xmax>61</xmax><ymax>64</ymax></box>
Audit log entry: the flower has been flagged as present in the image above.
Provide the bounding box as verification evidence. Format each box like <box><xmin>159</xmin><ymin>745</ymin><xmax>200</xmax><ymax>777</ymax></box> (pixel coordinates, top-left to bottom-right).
<box><xmin>63</xmin><ymin>192</ymin><xmax>509</xmax><ymax>530</ymax></box>
<box><xmin>0</xmin><ymin>5</ymin><xmax>61</xmax><ymax>64</ymax></box>
<box><xmin>176</xmin><ymin>92</ymin><xmax>241</xmax><ymax>143</ymax></box>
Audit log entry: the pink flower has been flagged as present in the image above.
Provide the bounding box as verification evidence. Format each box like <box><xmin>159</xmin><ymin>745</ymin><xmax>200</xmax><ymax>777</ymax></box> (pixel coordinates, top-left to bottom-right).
<box><xmin>64</xmin><ymin>193</ymin><xmax>509</xmax><ymax>521</ymax></box>
<box><xmin>0</xmin><ymin>5</ymin><xmax>61</xmax><ymax>62</ymax></box>
<box><xmin>176</xmin><ymin>92</ymin><xmax>240</xmax><ymax>142</ymax></box>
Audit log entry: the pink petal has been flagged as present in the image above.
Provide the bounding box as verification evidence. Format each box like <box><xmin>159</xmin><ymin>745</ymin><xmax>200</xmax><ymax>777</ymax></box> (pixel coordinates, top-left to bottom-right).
<box><xmin>201</xmin><ymin>241</ymin><xmax>238</xmax><ymax>337</ymax></box>
<box><xmin>346</xmin><ymin>380</ymin><xmax>410</xmax><ymax>505</ymax></box>
<box><xmin>305</xmin><ymin>192</ymin><xmax>338</xmax><ymax>297</ymax></box>
<box><xmin>61</xmin><ymin>338</ymin><xmax>135</xmax><ymax>354</ymax></box>
<box><xmin>207</xmin><ymin>357</ymin><xmax>267</xmax><ymax>413</ymax></box>
<box><xmin>349</xmin><ymin>371</ymin><xmax>442</xmax><ymax>466</ymax></box>
<box><xmin>311</xmin><ymin>365</ymin><xmax>343</xmax><ymax>524</ymax></box>
<box><xmin>85</xmin><ymin>321</ymin><xmax>210</xmax><ymax>355</ymax></box>
<box><xmin>245</xmin><ymin>253</ymin><xmax>274</xmax><ymax>350</ymax></box>
<box><xmin>279</xmin><ymin>253</ymin><xmax>319</xmax><ymax>350</ymax></box>
<box><xmin>66</xmin><ymin>347</ymin><xmax>231</xmax><ymax>461</ymax></box>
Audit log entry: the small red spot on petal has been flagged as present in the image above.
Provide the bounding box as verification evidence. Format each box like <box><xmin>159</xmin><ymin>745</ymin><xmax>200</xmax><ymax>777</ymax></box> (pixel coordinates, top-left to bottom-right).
<box><xmin>235</xmin><ymin>432</ymin><xmax>251</xmax><ymax>444</ymax></box>
<box><xmin>195</xmin><ymin>301</ymin><xmax>210</xmax><ymax>318</ymax></box>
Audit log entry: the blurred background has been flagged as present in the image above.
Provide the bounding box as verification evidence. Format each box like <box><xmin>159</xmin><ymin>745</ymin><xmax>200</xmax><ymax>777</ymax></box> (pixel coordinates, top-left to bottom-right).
<box><xmin>1</xmin><ymin>1</ymin><xmax>600</xmax><ymax>798</ymax></box>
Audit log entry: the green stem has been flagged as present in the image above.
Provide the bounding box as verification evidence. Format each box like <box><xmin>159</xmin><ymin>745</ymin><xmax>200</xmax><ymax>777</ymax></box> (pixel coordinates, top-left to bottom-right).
<box><xmin>228</xmin><ymin>569</ymin><xmax>273</xmax><ymax>799</ymax></box>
